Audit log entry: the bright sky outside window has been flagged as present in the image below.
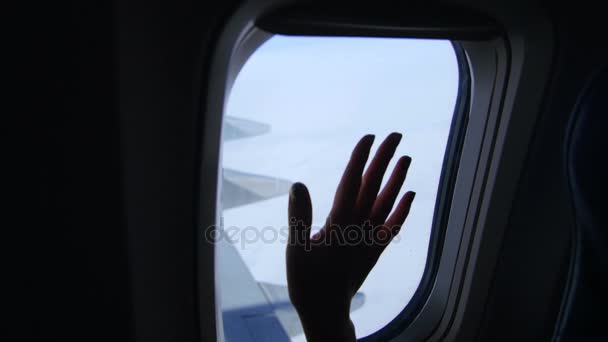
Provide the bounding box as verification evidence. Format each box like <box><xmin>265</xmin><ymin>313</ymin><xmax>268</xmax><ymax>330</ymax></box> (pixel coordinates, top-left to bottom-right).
<box><xmin>217</xmin><ymin>35</ymin><xmax>459</xmax><ymax>341</ymax></box>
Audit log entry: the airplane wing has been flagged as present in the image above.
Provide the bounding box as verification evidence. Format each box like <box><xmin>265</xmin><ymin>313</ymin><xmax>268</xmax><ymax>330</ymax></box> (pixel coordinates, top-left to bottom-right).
<box><xmin>218</xmin><ymin>116</ymin><xmax>365</xmax><ymax>341</ymax></box>
<box><xmin>220</xmin><ymin>168</ymin><xmax>292</xmax><ymax>210</ymax></box>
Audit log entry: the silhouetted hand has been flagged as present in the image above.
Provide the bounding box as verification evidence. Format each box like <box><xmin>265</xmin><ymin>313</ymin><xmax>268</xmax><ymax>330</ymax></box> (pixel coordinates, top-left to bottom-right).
<box><xmin>287</xmin><ymin>133</ymin><xmax>415</xmax><ymax>342</ymax></box>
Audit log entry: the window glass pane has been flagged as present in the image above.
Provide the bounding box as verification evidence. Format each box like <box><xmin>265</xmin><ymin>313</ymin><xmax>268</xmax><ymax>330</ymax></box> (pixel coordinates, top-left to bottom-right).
<box><xmin>217</xmin><ymin>35</ymin><xmax>459</xmax><ymax>341</ymax></box>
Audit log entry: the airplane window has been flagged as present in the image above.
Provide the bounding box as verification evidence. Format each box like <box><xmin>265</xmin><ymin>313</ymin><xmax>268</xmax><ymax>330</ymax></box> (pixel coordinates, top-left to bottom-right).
<box><xmin>216</xmin><ymin>35</ymin><xmax>459</xmax><ymax>341</ymax></box>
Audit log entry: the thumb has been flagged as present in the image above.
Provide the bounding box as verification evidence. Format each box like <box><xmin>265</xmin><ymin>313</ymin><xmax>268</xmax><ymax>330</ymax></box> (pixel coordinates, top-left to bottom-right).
<box><xmin>288</xmin><ymin>182</ymin><xmax>312</xmax><ymax>248</ymax></box>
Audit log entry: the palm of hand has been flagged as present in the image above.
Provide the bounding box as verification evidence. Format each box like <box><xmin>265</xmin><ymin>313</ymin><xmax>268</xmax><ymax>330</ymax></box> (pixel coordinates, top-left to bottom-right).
<box><xmin>286</xmin><ymin>133</ymin><xmax>415</xmax><ymax>341</ymax></box>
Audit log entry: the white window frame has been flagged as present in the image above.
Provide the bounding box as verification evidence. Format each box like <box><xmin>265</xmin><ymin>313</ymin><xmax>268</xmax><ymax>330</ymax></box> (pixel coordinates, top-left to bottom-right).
<box><xmin>197</xmin><ymin>1</ymin><xmax>554</xmax><ymax>341</ymax></box>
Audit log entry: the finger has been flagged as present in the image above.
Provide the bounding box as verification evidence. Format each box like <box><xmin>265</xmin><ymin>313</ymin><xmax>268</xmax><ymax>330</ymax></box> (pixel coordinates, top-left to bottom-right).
<box><xmin>288</xmin><ymin>182</ymin><xmax>312</xmax><ymax>248</ymax></box>
<box><xmin>354</xmin><ymin>132</ymin><xmax>402</xmax><ymax>220</ymax></box>
<box><xmin>311</xmin><ymin>227</ymin><xmax>326</xmax><ymax>243</ymax></box>
<box><xmin>369</xmin><ymin>156</ymin><xmax>411</xmax><ymax>225</ymax></box>
<box><xmin>383</xmin><ymin>191</ymin><xmax>416</xmax><ymax>236</ymax></box>
<box><xmin>330</xmin><ymin>134</ymin><xmax>375</xmax><ymax>220</ymax></box>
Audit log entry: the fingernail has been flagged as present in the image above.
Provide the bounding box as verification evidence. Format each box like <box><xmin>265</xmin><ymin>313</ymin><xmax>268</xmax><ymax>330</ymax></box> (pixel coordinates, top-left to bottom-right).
<box><xmin>364</xmin><ymin>134</ymin><xmax>375</xmax><ymax>144</ymax></box>
<box><xmin>290</xmin><ymin>182</ymin><xmax>306</xmax><ymax>200</ymax></box>
<box><xmin>410</xmin><ymin>192</ymin><xmax>416</xmax><ymax>201</ymax></box>
<box><xmin>402</xmin><ymin>155</ymin><xmax>412</xmax><ymax>167</ymax></box>
<box><xmin>391</xmin><ymin>132</ymin><xmax>403</xmax><ymax>143</ymax></box>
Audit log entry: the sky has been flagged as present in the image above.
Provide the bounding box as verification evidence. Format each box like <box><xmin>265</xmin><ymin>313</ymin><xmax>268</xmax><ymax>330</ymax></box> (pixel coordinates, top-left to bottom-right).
<box><xmin>221</xmin><ymin>35</ymin><xmax>458</xmax><ymax>339</ymax></box>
